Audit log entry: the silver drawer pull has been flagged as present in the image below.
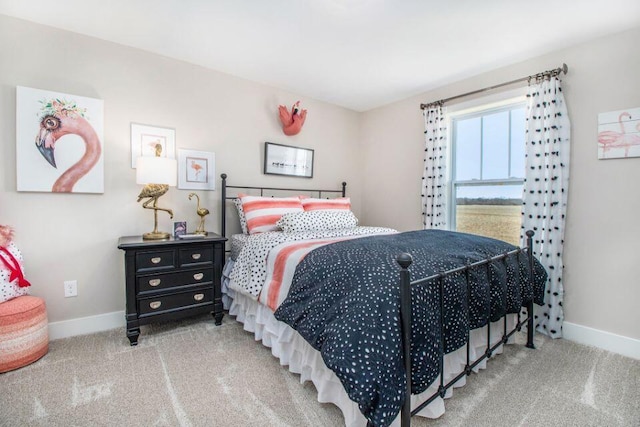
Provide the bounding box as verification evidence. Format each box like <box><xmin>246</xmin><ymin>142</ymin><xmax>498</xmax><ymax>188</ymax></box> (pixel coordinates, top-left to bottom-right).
<box><xmin>191</xmin><ymin>253</ymin><xmax>201</xmax><ymax>260</ymax></box>
<box><xmin>193</xmin><ymin>273</ymin><xmax>204</xmax><ymax>280</ymax></box>
<box><xmin>150</xmin><ymin>301</ymin><xmax>162</xmax><ymax>309</ymax></box>
<box><xmin>149</xmin><ymin>279</ymin><xmax>161</xmax><ymax>287</ymax></box>
<box><xmin>193</xmin><ymin>293</ymin><xmax>204</xmax><ymax>301</ymax></box>
<box><xmin>151</xmin><ymin>257</ymin><xmax>162</xmax><ymax>264</ymax></box>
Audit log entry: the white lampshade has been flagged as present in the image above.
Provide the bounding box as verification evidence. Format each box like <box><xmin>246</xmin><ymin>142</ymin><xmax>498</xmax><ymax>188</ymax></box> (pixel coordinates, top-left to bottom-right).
<box><xmin>136</xmin><ymin>156</ymin><xmax>177</xmax><ymax>186</ymax></box>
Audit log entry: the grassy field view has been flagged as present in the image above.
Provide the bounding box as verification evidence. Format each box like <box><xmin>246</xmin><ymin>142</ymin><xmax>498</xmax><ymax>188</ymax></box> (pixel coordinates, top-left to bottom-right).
<box><xmin>456</xmin><ymin>205</ymin><xmax>521</xmax><ymax>246</ymax></box>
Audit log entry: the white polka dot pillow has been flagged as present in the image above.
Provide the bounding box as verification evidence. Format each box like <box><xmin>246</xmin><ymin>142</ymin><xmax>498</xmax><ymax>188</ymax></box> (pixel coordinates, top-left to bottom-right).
<box><xmin>276</xmin><ymin>210</ymin><xmax>358</xmax><ymax>233</ymax></box>
<box><xmin>233</xmin><ymin>197</ymin><xmax>249</xmax><ymax>234</ymax></box>
<box><xmin>301</xmin><ymin>197</ymin><xmax>351</xmax><ymax>211</ymax></box>
<box><xmin>1</xmin><ymin>242</ymin><xmax>30</xmax><ymax>303</ymax></box>
<box><xmin>240</xmin><ymin>195</ymin><xmax>304</xmax><ymax>234</ymax></box>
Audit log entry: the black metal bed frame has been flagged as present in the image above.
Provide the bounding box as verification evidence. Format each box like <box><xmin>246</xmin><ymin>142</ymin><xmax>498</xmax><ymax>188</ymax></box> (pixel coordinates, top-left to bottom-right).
<box><xmin>219</xmin><ymin>174</ymin><xmax>537</xmax><ymax>427</ymax></box>
<box><xmin>395</xmin><ymin>232</ymin><xmax>536</xmax><ymax>427</ymax></box>
<box><xmin>220</xmin><ymin>173</ymin><xmax>346</xmax><ymax>239</ymax></box>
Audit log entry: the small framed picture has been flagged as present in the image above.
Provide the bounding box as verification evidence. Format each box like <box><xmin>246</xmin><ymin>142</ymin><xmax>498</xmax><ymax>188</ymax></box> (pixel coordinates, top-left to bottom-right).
<box><xmin>177</xmin><ymin>149</ymin><xmax>215</xmax><ymax>190</ymax></box>
<box><xmin>264</xmin><ymin>142</ymin><xmax>314</xmax><ymax>178</ymax></box>
<box><xmin>131</xmin><ymin>123</ymin><xmax>175</xmax><ymax>168</ymax></box>
<box><xmin>597</xmin><ymin>107</ymin><xmax>640</xmax><ymax>159</ymax></box>
<box><xmin>173</xmin><ymin>221</ymin><xmax>187</xmax><ymax>238</ymax></box>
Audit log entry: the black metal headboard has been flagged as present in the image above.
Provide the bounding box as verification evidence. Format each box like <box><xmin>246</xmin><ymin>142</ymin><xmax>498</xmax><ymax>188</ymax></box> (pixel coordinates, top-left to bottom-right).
<box><xmin>220</xmin><ymin>173</ymin><xmax>347</xmax><ymax>238</ymax></box>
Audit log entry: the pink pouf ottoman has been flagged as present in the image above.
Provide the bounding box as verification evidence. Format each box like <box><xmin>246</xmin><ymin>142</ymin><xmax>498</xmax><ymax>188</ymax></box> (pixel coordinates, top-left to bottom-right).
<box><xmin>0</xmin><ymin>295</ymin><xmax>49</xmax><ymax>373</ymax></box>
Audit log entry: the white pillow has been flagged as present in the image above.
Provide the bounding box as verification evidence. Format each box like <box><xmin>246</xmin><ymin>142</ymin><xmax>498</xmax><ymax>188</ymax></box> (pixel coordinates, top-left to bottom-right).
<box><xmin>276</xmin><ymin>210</ymin><xmax>358</xmax><ymax>233</ymax></box>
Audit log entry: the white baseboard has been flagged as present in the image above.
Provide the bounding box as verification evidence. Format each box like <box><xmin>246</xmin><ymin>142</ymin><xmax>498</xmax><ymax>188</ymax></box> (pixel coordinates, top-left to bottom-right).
<box><xmin>563</xmin><ymin>321</ymin><xmax>640</xmax><ymax>360</ymax></box>
<box><xmin>48</xmin><ymin>310</ymin><xmax>125</xmax><ymax>341</ymax></box>
<box><xmin>46</xmin><ymin>312</ymin><xmax>639</xmax><ymax>360</ymax></box>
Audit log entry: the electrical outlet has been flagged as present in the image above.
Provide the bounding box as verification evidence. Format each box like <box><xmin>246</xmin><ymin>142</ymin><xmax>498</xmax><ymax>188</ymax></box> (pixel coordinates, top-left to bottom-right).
<box><xmin>64</xmin><ymin>280</ymin><xmax>78</xmax><ymax>297</ymax></box>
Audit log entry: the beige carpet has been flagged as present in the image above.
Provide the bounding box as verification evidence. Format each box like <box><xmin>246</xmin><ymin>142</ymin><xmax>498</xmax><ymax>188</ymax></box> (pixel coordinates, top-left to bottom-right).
<box><xmin>1</xmin><ymin>314</ymin><xmax>638</xmax><ymax>427</ymax></box>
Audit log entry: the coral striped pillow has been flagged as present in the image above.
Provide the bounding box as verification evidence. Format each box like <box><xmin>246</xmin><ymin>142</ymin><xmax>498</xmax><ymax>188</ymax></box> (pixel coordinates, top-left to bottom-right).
<box><xmin>240</xmin><ymin>195</ymin><xmax>304</xmax><ymax>234</ymax></box>
<box><xmin>301</xmin><ymin>197</ymin><xmax>351</xmax><ymax>211</ymax></box>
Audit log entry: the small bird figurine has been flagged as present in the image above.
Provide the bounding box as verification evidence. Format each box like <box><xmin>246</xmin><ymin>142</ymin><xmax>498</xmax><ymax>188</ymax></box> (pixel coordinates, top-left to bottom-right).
<box><xmin>188</xmin><ymin>192</ymin><xmax>209</xmax><ymax>235</ymax></box>
<box><xmin>278</xmin><ymin>101</ymin><xmax>307</xmax><ymax>136</ymax></box>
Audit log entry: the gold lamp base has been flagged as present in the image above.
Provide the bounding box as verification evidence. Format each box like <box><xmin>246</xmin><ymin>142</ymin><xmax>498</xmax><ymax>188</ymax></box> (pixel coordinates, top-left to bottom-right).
<box><xmin>142</xmin><ymin>231</ymin><xmax>171</xmax><ymax>240</ymax></box>
<box><xmin>136</xmin><ymin>147</ymin><xmax>176</xmax><ymax>241</ymax></box>
<box><xmin>138</xmin><ymin>184</ymin><xmax>174</xmax><ymax>241</ymax></box>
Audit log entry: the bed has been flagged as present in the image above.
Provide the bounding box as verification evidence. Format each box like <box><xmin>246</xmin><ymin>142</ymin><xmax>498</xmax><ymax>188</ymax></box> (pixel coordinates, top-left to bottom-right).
<box><xmin>219</xmin><ymin>174</ymin><xmax>546</xmax><ymax>427</ymax></box>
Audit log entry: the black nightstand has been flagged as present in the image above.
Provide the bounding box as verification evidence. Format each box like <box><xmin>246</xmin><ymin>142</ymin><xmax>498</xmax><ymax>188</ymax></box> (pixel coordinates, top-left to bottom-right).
<box><xmin>118</xmin><ymin>233</ymin><xmax>227</xmax><ymax>345</ymax></box>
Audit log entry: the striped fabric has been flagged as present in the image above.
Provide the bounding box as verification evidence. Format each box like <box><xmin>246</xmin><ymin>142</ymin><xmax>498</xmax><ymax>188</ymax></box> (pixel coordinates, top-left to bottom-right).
<box><xmin>240</xmin><ymin>195</ymin><xmax>304</xmax><ymax>234</ymax></box>
<box><xmin>301</xmin><ymin>197</ymin><xmax>351</xmax><ymax>211</ymax></box>
<box><xmin>0</xmin><ymin>295</ymin><xmax>48</xmax><ymax>373</ymax></box>
<box><xmin>259</xmin><ymin>237</ymin><xmax>355</xmax><ymax>310</ymax></box>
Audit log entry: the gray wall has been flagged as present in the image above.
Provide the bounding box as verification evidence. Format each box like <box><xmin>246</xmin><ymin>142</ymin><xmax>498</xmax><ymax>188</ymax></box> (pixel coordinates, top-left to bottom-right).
<box><xmin>0</xmin><ymin>15</ymin><xmax>363</xmax><ymax>323</ymax></box>
<box><xmin>360</xmin><ymin>27</ymin><xmax>640</xmax><ymax>340</ymax></box>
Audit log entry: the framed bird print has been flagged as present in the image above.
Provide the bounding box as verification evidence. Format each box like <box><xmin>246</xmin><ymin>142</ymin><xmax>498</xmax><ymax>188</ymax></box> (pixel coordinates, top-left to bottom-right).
<box><xmin>16</xmin><ymin>86</ymin><xmax>104</xmax><ymax>193</ymax></box>
<box><xmin>597</xmin><ymin>107</ymin><xmax>640</xmax><ymax>159</ymax></box>
<box><xmin>264</xmin><ymin>142</ymin><xmax>314</xmax><ymax>178</ymax></box>
<box><xmin>131</xmin><ymin>123</ymin><xmax>175</xmax><ymax>168</ymax></box>
<box><xmin>177</xmin><ymin>149</ymin><xmax>215</xmax><ymax>190</ymax></box>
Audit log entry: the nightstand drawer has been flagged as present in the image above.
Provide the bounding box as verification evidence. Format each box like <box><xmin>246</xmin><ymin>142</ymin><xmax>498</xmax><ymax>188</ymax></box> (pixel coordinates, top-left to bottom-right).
<box><xmin>138</xmin><ymin>288</ymin><xmax>213</xmax><ymax>316</ymax></box>
<box><xmin>138</xmin><ymin>268</ymin><xmax>213</xmax><ymax>293</ymax></box>
<box><xmin>179</xmin><ymin>246</ymin><xmax>213</xmax><ymax>267</ymax></box>
<box><xmin>136</xmin><ymin>250</ymin><xmax>175</xmax><ymax>271</ymax></box>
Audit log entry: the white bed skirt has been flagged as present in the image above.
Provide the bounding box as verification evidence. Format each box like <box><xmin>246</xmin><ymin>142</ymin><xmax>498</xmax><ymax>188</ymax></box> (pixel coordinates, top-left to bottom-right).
<box><xmin>222</xmin><ymin>260</ymin><xmax>516</xmax><ymax>426</ymax></box>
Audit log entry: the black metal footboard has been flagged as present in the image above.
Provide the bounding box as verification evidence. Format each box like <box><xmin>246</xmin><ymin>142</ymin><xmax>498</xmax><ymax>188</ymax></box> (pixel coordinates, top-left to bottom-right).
<box><xmin>396</xmin><ymin>230</ymin><xmax>537</xmax><ymax>427</ymax></box>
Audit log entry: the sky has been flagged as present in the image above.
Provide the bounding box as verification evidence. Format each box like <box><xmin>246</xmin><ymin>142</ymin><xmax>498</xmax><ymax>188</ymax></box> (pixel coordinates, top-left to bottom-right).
<box><xmin>454</xmin><ymin>106</ymin><xmax>525</xmax><ymax>200</ymax></box>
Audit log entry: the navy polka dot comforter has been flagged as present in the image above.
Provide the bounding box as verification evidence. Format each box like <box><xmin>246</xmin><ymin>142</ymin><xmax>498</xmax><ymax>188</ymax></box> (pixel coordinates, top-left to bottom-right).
<box><xmin>275</xmin><ymin>229</ymin><xmax>547</xmax><ymax>427</ymax></box>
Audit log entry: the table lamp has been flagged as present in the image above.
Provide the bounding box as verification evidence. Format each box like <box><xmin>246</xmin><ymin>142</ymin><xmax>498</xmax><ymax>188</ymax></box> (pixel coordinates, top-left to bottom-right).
<box><xmin>136</xmin><ymin>146</ymin><xmax>177</xmax><ymax>240</ymax></box>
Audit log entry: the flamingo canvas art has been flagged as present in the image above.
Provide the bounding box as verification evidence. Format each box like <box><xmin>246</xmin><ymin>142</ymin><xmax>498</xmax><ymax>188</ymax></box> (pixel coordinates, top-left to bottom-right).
<box><xmin>597</xmin><ymin>107</ymin><xmax>640</xmax><ymax>159</ymax></box>
<box><xmin>16</xmin><ymin>86</ymin><xmax>104</xmax><ymax>193</ymax></box>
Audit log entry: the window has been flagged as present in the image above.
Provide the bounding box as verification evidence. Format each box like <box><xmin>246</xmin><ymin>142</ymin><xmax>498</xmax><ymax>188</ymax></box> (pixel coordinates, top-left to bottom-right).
<box><xmin>450</xmin><ymin>102</ymin><xmax>525</xmax><ymax>245</ymax></box>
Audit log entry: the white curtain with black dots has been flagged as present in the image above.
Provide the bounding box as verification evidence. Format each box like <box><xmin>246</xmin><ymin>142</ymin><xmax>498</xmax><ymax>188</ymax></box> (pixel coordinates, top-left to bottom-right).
<box><xmin>521</xmin><ymin>76</ymin><xmax>570</xmax><ymax>339</ymax></box>
<box><xmin>422</xmin><ymin>104</ymin><xmax>448</xmax><ymax>229</ymax></box>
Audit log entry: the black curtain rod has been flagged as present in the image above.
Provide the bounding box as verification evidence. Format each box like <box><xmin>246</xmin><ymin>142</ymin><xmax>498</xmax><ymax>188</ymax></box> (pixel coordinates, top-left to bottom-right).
<box><xmin>420</xmin><ymin>63</ymin><xmax>568</xmax><ymax>110</ymax></box>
